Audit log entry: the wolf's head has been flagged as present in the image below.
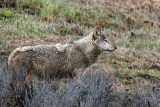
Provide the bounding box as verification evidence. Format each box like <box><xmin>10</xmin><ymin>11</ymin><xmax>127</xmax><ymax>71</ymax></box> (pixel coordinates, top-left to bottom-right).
<box><xmin>92</xmin><ymin>27</ymin><xmax>117</xmax><ymax>52</ymax></box>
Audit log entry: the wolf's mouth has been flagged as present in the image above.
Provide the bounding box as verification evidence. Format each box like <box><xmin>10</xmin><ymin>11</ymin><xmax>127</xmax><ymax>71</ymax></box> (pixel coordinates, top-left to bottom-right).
<box><xmin>106</xmin><ymin>47</ymin><xmax>117</xmax><ymax>52</ymax></box>
<box><xmin>106</xmin><ymin>49</ymin><xmax>115</xmax><ymax>52</ymax></box>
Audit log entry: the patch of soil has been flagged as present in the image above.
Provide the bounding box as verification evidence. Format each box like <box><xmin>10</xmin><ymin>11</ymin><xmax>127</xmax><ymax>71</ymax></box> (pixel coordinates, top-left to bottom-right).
<box><xmin>43</xmin><ymin>36</ymin><xmax>71</xmax><ymax>44</ymax></box>
<box><xmin>2</xmin><ymin>34</ymin><xmax>76</xmax><ymax>56</ymax></box>
<box><xmin>6</xmin><ymin>35</ymin><xmax>70</xmax><ymax>49</ymax></box>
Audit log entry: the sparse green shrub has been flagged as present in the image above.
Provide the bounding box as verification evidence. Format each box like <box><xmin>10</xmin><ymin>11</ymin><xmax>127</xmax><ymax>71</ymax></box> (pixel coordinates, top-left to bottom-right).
<box><xmin>0</xmin><ymin>9</ymin><xmax>14</xmax><ymax>18</ymax></box>
<box><xmin>136</xmin><ymin>72</ymin><xmax>146</xmax><ymax>77</ymax></box>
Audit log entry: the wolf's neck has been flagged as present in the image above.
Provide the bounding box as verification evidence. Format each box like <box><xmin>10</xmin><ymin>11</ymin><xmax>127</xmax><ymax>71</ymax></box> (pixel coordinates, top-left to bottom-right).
<box><xmin>74</xmin><ymin>32</ymin><xmax>102</xmax><ymax>64</ymax></box>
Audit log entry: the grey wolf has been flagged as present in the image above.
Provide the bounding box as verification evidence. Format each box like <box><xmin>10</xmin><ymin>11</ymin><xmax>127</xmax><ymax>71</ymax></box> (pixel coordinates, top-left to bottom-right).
<box><xmin>8</xmin><ymin>27</ymin><xmax>117</xmax><ymax>84</ymax></box>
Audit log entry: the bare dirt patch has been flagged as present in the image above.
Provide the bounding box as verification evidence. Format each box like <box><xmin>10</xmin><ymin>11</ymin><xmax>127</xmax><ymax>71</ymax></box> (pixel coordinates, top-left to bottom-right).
<box><xmin>4</xmin><ymin>35</ymin><xmax>74</xmax><ymax>51</ymax></box>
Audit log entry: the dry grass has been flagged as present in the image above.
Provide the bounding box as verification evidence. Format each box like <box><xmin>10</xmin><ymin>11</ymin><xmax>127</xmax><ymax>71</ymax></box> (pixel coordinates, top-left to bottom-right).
<box><xmin>98</xmin><ymin>47</ymin><xmax>160</xmax><ymax>90</ymax></box>
<box><xmin>0</xmin><ymin>0</ymin><xmax>160</xmax><ymax>105</ymax></box>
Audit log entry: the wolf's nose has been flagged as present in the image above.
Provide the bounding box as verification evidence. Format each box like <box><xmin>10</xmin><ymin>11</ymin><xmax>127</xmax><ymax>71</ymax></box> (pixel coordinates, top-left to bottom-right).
<box><xmin>114</xmin><ymin>46</ymin><xmax>117</xmax><ymax>50</ymax></box>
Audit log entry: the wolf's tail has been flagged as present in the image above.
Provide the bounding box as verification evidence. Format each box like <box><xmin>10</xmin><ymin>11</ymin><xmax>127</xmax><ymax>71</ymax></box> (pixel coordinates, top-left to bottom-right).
<box><xmin>8</xmin><ymin>46</ymin><xmax>32</xmax><ymax>66</ymax></box>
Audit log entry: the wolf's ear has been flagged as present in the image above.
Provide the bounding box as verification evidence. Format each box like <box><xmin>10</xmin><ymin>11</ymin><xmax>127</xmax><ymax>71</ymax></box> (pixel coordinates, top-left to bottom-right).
<box><xmin>92</xmin><ymin>33</ymin><xmax>97</xmax><ymax>41</ymax></box>
<box><xmin>94</xmin><ymin>27</ymin><xmax>102</xmax><ymax>36</ymax></box>
<box><xmin>92</xmin><ymin>27</ymin><xmax>102</xmax><ymax>41</ymax></box>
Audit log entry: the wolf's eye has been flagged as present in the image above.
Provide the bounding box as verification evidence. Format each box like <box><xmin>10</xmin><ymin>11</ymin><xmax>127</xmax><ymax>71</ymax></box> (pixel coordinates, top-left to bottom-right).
<box><xmin>105</xmin><ymin>39</ymin><xmax>108</xmax><ymax>42</ymax></box>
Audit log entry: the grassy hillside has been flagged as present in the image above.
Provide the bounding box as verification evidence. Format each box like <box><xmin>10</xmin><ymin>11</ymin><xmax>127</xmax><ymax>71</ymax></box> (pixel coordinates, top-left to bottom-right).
<box><xmin>0</xmin><ymin>0</ymin><xmax>160</xmax><ymax>106</ymax></box>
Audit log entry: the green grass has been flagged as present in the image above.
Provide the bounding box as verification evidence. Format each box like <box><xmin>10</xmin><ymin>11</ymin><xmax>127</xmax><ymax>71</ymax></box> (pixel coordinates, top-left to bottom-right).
<box><xmin>112</xmin><ymin>29</ymin><xmax>160</xmax><ymax>51</ymax></box>
<box><xmin>136</xmin><ymin>72</ymin><xmax>146</xmax><ymax>77</ymax></box>
<box><xmin>1</xmin><ymin>0</ymin><xmax>129</xmax><ymax>30</ymax></box>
